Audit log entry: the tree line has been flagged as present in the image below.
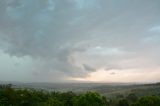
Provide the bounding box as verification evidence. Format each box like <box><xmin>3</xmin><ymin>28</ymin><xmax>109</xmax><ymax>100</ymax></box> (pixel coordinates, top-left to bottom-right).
<box><xmin>0</xmin><ymin>85</ymin><xmax>160</xmax><ymax>106</ymax></box>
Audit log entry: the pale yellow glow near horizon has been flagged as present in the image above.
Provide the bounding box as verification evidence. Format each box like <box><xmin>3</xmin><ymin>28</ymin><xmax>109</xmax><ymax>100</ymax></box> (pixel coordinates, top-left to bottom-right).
<box><xmin>69</xmin><ymin>68</ymin><xmax>160</xmax><ymax>83</ymax></box>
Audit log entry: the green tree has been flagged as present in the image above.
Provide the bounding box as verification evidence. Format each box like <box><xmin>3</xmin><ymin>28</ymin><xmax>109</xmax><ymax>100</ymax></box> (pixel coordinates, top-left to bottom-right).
<box><xmin>117</xmin><ymin>99</ymin><xmax>129</xmax><ymax>106</ymax></box>
<box><xmin>126</xmin><ymin>93</ymin><xmax>138</xmax><ymax>103</ymax></box>
<box><xmin>46</xmin><ymin>98</ymin><xmax>63</xmax><ymax>106</ymax></box>
<box><xmin>132</xmin><ymin>96</ymin><xmax>160</xmax><ymax>106</ymax></box>
<box><xmin>60</xmin><ymin>91</ymin><xmax>76</xmax><ymax>106</ymax></box>
<box><xmin>73</xmin><ymin>92</ymin><xmax>107</xmax><ymax>106</ymax></box>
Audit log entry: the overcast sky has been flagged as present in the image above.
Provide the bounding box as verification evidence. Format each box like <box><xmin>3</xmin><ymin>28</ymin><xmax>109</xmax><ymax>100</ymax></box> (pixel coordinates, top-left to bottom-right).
<box><xmin>0</xmin><ymin>0</ymin><xmax>160</xmax><ymax>83</ymax></box>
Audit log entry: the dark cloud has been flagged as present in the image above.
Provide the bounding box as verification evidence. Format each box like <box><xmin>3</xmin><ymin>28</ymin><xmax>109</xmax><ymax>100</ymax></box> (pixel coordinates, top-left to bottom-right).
<box><xmin>83</xmin><ymin>64</ymin><xmax>95</xmax><ymax>72</ymax></box>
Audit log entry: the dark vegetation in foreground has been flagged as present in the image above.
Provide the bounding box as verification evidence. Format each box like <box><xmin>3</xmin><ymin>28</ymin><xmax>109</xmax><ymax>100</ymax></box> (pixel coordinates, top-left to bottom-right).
<box><xmin>0</xmin><ymin>84</ymin><xmax>160</xmax><ymax>106</ymax></box>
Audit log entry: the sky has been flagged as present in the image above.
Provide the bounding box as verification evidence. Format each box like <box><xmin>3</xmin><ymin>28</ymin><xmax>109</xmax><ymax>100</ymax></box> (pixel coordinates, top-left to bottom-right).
<box><xmin>0</xmin><ymin>0</ymin><xmax>160</xmax><ymax>83</ymax></box>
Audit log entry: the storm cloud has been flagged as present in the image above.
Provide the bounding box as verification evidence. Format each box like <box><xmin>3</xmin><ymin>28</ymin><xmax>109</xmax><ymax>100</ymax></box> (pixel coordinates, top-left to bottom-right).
<box><xmin>0</xmin><ymin>0</ymin><xmax>160</xmax><ymax>82</ymax></box>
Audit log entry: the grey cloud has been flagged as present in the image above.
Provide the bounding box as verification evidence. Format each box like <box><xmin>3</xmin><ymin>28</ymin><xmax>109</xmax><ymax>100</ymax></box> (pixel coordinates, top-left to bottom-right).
<box><xmin>110</xmin><ymin>72</ymin><xmax>116</xmax><ymax>75</ymax></box>
<box><xmin>105</xmin><ymin>66</ymin><xmax>122</xmax><ymax>71</ymax></box>
<box><xmin>0</xmin><ymin>0</ymin><xmax>160</xmax><ymax>82</ymax></box>
<box><xmin>83</xmin><ymin>64</ymin><xmax>95</xmax><ymax>72</ymax></box>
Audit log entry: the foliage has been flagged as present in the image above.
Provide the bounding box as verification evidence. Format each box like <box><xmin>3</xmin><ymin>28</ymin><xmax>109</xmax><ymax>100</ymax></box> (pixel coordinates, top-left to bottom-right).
<box><xmin>132</xmin><ymin>95</ymin><xmax>160</xmax><ymax>106</ymax></box>
<box><xmin>73</xmin><ymin>92</ymin><xmax>107</xmax><ymax>106</ymax></box>
<box><xmin>117</xmin><ymin>99</ymin><xmax>129</xmax><ymax>106</ymax></box>
<box><xmin>0</xmin><ymin>87</ymin><xmax>107</xmax><ymax>106</ymax></box>
<box><xmin>0</xmin><ymin>85</ymin><xmax>160</xmax><ymax>106</ymax></box>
